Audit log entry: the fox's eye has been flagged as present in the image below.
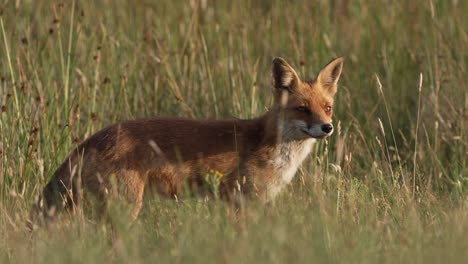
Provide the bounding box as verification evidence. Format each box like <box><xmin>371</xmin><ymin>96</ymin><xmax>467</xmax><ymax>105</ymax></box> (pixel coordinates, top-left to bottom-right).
<box><xmin>325</xmin><ymin>106</ymin><xmax>332</xmax><ymax>112</ymax></box>
<box><xmin>296</xmin><ymin>106</ymin><xmax>309</xmax><ymax>113</ymax></box>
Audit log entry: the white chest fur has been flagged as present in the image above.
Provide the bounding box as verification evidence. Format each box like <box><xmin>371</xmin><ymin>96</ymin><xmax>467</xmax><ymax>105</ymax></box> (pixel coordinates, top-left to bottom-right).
<box><xmin>266</xmin><ymin>138</ymin><xmax>315</xmax><ymax>199</ymax></box>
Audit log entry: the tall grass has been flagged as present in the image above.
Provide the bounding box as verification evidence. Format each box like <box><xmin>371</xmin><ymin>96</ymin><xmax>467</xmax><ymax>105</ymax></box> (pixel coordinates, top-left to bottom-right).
<box><xmin>0</xmin><ymin>0</ymin><xmax>467</xmax><ymax>262</ymax></box>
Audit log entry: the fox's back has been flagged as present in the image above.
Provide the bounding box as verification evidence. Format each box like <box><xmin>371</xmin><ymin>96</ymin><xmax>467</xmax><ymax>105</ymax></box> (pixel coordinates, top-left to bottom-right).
<box><xmin>80</xmin><ymin>117</ymin><xmax>264</xmax><ymax>166</ymax></box>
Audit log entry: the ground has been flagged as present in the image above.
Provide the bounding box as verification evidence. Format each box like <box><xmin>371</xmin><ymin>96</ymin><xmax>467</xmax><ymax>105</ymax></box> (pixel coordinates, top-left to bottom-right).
<box><xmin>0</xmin><ymin>0</ymin><xmax>467</xmax><ymax>263</ymax></box>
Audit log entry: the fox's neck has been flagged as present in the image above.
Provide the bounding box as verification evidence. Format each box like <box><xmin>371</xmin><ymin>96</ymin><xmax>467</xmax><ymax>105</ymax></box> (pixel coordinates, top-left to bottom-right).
<box><xmin>253</xmin><ymin>107</ymin><xmax>315</xmax><ymax>199</ymax></box>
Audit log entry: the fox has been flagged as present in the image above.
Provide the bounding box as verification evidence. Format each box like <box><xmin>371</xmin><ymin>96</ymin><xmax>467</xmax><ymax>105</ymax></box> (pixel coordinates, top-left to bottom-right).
<box><xmin>33</xmin><ymin>57</ymin><xmax>343</xmax><ymax>222</ymax></box>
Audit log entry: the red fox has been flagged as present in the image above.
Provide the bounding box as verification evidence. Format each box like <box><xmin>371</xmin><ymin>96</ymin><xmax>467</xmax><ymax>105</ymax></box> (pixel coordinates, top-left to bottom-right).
<box><xmin>35</xmin><ymin>57</ymin><xmax>343</xmax><ymax>220</ymax></box>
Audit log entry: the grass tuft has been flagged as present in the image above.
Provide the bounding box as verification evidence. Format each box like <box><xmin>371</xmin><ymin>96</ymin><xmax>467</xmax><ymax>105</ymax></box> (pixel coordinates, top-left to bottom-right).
<box><xmin>0</xmin><ymin>0</ymin><xmax>467</xmax><ymax>263</ymax></box>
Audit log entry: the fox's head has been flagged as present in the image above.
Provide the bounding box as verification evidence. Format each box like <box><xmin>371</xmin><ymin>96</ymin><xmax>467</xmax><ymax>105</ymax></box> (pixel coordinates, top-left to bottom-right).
<box><xmin>271</xmin><ymin>57</ymin><xmax>344</xmax><ymax>141</ymax></box>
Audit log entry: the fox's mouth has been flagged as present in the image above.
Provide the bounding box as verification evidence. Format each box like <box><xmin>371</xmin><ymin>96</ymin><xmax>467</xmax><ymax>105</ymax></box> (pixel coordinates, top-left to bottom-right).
<box><xmin>300</xmin><ymin>128</ymin><xmax>329</xmax><ymax>139</ymax></box>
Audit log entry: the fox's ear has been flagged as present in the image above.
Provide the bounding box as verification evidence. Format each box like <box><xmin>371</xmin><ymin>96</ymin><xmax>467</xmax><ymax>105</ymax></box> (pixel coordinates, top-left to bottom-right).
<box><xmin>317</xmin><ymin>57</ymin><xmax>344</xmax><ymax>95</ymax></box>
<box><xmin>272</xmin><ymin>57</ymin><xmax>300</xmax><ymax>92</ymax></box>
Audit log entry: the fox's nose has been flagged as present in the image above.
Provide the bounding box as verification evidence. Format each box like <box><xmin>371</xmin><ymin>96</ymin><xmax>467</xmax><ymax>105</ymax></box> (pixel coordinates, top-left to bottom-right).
<box><xmin>321</xmin><ymin>124</ymin><xmax>333</xmax><ymax>134</ymax></box>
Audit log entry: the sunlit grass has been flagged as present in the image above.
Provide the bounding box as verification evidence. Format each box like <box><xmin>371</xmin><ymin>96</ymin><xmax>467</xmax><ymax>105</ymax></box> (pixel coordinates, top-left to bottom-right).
<box><xmin>0</xmin><ymin>0</ymin><xmax>467</xmax><ymax>263</ymax></box>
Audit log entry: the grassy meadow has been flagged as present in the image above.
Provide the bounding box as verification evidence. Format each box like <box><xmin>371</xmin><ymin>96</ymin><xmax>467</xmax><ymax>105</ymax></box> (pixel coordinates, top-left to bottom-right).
<box><xmin>0</xmin><ymin>0</ymin><xmax>467</xmax><ymax>262</ymax></box>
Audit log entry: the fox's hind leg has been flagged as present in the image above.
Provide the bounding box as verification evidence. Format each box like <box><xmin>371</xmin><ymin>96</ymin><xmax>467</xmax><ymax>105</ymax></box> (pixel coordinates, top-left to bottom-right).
<box><xmin>116</xmin><ymin>169</ymin><xmax>146</xmax><ymax>220</ymax></box>
<box><xmin>80</xmin><ymin>168</ymin><xmax>145</xmax><ymax>221</ymax></box>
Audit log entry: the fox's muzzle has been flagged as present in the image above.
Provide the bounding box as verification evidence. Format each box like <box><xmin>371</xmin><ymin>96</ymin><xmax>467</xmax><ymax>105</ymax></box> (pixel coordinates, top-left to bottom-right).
<box><xmin>321</xmin><ymin>123</ymin><xmax>333</xmax><ymax>134</ymax></box>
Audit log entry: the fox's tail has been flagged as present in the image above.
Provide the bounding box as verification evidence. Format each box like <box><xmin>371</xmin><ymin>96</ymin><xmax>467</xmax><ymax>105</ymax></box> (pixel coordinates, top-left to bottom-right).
<box><xmin>28</xmin><ymin>150</ymin><xmax>81</xmax><ymax>229</ymax></box>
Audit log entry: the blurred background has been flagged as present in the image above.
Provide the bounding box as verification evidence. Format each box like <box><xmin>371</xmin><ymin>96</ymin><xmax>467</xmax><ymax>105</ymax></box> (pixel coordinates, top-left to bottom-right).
<box><xmin>0</xmin><ymin>0</ymin><xmax>467</xmax><ymax>262</ymax></box>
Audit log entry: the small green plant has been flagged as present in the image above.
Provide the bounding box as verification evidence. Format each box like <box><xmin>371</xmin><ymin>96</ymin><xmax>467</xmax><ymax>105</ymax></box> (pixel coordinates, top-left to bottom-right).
<box><xmin>203</xmin><ymin>169</ymin><xmax>224</xmax><ymax>199</ymax></box>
